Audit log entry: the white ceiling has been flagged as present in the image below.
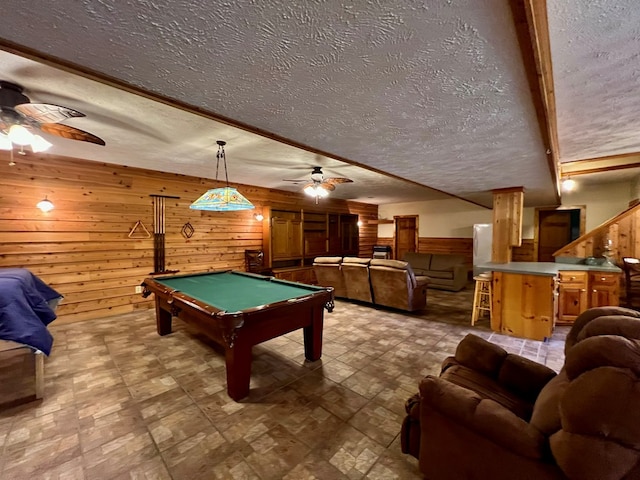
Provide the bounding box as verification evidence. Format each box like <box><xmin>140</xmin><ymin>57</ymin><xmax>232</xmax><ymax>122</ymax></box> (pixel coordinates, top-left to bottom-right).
<box><xmin>0</xmin><ymin>1</ymin><xmax>638</xmax><ymax>207</ymax></box>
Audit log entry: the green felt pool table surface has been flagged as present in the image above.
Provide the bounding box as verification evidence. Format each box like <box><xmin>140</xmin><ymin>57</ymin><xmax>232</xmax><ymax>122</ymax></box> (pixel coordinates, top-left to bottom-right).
<box><xmin>152</xmin><ymin>270</ymin><xmax>326</xmax><ymax>312</ymax></box>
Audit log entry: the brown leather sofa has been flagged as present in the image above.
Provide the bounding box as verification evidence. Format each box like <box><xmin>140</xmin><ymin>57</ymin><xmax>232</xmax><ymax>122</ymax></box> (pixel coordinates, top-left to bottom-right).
<box><xmin>403</xmin><ymin>252</ymin><xmax>468</xmax><ymax>291</ymax></box>
<box><xmin>401</xmin><ymin>306</ymin><xmax>640</xmax><ymax>479</ymax></box>
<box><xmin>312</xmin><ymin>256</ymin><xmax>347</xmax><ymax>298</ymax></box>
<box><xmin>313</xmin><ymin>256</ymin><xmax>428</xmax><ymax>311</ymax></box>
<box><xmin>369</xmin><ymin>259</ymin><xmax>428</xmax><ymax>311</ymax></box>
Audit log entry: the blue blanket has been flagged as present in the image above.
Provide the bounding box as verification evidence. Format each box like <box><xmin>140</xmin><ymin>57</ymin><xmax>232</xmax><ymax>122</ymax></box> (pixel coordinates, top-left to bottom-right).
<box><xmin>0</xmin><ymin>269</ymin><xmax>62</xmax><ymax>355</ymax></box>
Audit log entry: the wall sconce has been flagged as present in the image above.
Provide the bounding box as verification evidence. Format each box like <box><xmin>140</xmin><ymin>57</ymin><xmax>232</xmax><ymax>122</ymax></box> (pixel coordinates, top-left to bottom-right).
<box><xmin>254</xmin><ymin>213</ymin><xmax>264</xmax><ymax>221</ymax></box>
<box><xmin>37</xmin><ymin>196</ymin><xmax>54</xmax><ymax>212</ymax></box>
<box><xmin>357</xmin><ymin>220</ymin><xmax>363</xmax><ymax>227</ymax></box>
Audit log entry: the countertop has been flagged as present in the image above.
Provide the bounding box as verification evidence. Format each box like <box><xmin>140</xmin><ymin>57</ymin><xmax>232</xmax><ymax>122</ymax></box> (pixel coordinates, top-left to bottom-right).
<box><xmin>477</xmin><ymin>261</ymin><xmax>622</xmax><ymax>276</ymax></box>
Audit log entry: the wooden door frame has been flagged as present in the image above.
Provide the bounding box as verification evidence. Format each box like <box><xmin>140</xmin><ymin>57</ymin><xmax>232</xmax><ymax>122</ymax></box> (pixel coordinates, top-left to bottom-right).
<box><xmin>393</xmin><ymin>215</ymin><xmax>419</xmax><ymax>260</ymax></box>
<box><xmin>533</xmin><ymin>205</ymin><xmax>586</xmax><ymax>261</ymax></box>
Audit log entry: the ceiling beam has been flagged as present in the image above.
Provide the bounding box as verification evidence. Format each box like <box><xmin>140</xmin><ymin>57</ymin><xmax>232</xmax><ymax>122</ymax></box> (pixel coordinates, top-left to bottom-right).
<box><xmin>561</xmin><ymin>161</ymin><xmax>640</xmax><ymax>177</ymax></box>
<box><xmin>510</xmin><ymin>0</ymin><xmax>560</xmax><ymax>202</ymax></box>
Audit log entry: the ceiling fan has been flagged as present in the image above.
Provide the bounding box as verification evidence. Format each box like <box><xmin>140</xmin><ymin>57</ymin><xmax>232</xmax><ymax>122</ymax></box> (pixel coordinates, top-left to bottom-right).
<box><xmin>0</xmin><ymin>80</ymin><xmax>105</xmax><ymax>153</ymax></box>
<box><xmin>284</xmin><ymin>166</ymin><xmax>353</xmax><ymax>203</ymax></box>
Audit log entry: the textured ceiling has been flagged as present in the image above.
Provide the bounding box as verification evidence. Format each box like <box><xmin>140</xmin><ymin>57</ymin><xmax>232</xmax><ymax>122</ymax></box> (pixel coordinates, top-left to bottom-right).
<box><xmin>549</xmin><ymin>0</ymin><xmax>640</xmax><ymax>161</ymax></box>
<box><xmin>0</xmin><ymin>1</ymin><xmax>637</xmax><ymax>207</ymax></box>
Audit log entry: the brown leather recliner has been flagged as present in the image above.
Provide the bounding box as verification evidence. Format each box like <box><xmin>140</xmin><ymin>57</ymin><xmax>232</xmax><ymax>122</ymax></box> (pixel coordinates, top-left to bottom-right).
<box><xmin>312</xmin><ymin>256</ymin><xmax>347</xmax><ymax>298</ymax></box>
<box><xmin>341</xmin><ymin>257</ymin><xmax>373</xmax><ymax>303</ymax></box>
<box><xmin>369</xmin><ymin>259</ymin><xmax>428</xmax><ymax>311</ymax></box>
<box><xmin>401</xmin><ymin>306</ymin><xmax>640</xmax><ymax>480</ymax></box>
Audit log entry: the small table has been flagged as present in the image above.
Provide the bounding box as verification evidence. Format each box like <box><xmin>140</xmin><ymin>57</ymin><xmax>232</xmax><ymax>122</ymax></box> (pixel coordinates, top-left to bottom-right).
<box><xmin>142</xmin><ymin>270</ymin><xmax>334</xmax><ymax>401</ymax></box>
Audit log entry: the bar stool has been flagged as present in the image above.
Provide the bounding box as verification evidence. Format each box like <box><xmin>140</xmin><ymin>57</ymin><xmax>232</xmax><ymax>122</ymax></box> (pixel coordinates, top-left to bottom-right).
<box><xmin>471</xmin><ymin>272</ymin><xmax>492</xmax><ymax>325</ymax></box>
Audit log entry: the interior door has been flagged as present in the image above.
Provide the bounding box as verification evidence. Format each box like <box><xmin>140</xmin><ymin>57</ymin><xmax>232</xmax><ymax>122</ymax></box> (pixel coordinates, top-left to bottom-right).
<box><xmin>538</xmin><ymin>211</ymin><xmax>572</xmax><ymax>262</ymax></box>
<box><xmin>394</xmin><ymin>216</ymin><xmax>418</xmax><ymax>260</ymax></box>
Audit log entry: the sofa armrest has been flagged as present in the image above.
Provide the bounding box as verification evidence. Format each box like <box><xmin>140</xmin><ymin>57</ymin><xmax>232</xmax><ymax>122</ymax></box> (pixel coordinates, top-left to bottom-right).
<box><xmin>419</xmin><ymin>376</ymin><xmax>547</xmax><ymax>460</ymax></box>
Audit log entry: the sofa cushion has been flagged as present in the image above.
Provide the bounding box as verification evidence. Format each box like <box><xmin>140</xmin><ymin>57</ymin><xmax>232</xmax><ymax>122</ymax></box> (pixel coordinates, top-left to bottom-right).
<box><xmin>498</xmin><ymin>355</ymin><xmax>557</xmax><ymax>403</ymax></box>
<box><xmin>576</xmin><ymin>315</ymin><xmax>640</xmax><ymax>344</ymax></box>
<box><xmin>426</xmin><ymin>270</ymin><xmax>454</xmax><ymax>280</ymax></box>
<box><xmin>342</xmin><ymin>257</ymin><xmax>371</xmax><ymax>265</ymax></box>
<box><xmin>440</xmin><ymin>364</ymin><xmax>534</xmax><ymax>420</ymax></box>
<box><xmin>403</xmin><ymin>252</ymin><xmax>431</xmax><ymax>270</ymax></box>
<box><xmin>370</xmin><ymin>259</ymin><xmax>410</xmax><ymax>270</ymax></box>
<box><xmin>429</xmin><ymin>254</ymin><xmax>466</xmax><ymax>271</ymax></box>
<box><xmin>313</xmin><ymin>256</ymin><xmax>343</xmax><ymax>264</ymax></box>
<box><xmin>530</xmin><ymin>370</ymin><xmax>570</xmax><ymax>436</ymax></box>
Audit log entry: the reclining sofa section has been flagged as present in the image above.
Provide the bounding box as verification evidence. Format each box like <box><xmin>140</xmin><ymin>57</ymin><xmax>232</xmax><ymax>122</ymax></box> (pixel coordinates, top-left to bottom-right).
<box><xmin>313</xmin><ymin>257</ymin><xmax>428</xmax><ymax>312</ymax></box>
<box><xmin>403</xmin><ymin>252</ymin><xmax>468</xmax><ymax>292</ymax></box>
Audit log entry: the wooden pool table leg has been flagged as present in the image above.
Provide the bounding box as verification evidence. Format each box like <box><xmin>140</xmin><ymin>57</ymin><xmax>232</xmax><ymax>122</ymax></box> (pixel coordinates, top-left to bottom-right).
<box><xmin>156</xmin><ymin>302</ymin><xmax>172</xmax><ymax>336</ymax></box>
<box><xmin>303</xmin><ymin>307</ymin><xmax>324</xmax><ymax>361</ymax></box>
<box><xmin>225</xmin><ymin>340</ymin><xmax>252</xmax><ymax>401</ymax></box>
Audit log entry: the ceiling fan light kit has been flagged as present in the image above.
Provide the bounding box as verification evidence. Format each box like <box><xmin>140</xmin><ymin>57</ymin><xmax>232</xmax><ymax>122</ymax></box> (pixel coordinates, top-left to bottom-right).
<box><xmin>190</xmin><ymin>140</ymin><xmax>255</xmax><ymax>212</ymax></box>
<box><xmin>0</xmin><ymin>80</ymin><xmax>105</xmax><ymax>153</ymax></box>
<box><xmin>286</xmin><ymin>166</ymin><xmax>353</xmax><ymax>203</ymax></box>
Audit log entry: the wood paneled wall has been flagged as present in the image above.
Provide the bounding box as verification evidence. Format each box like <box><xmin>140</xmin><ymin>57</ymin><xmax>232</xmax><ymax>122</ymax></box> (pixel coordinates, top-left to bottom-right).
<box><xmin>376</xmin><ymin>237</ymin><xmax>473</xmax><ymax>265</ymax></box>
<box><xmin>0</xmin><ymin>152</ymin><xmax>377</xmax><ymax>324</ymax></box>
<box><xmin>554</xmin><ymin>202</ymin><xmax>640</xmax><ymax>263</ymax></box>
<box><xmin>512</xmin><ymin>239</ymin><xmax>535</xmax><ymax>261</ymax></box>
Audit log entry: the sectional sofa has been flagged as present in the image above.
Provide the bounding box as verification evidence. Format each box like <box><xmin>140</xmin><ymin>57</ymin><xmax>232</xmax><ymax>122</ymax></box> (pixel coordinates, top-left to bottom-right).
<box><xmin>403</xmin><ymin>252</ymin><xmax>468</xmax><ymax>291</ymax></box>
<box><xmin>312</xmin><ymin>256</ymin><xmax>429</xmax><ymax>312</ymax></box>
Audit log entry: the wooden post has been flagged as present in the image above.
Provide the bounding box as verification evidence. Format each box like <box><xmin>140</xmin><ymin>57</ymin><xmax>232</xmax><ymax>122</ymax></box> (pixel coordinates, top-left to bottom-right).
<box><xmin>492</xmin><ymin>187</ymin><xmax>524</xmax><ymax>263</ymax></box>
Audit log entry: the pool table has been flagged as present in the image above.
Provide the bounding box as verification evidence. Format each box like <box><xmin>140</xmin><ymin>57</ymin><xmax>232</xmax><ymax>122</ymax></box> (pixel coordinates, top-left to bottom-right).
<box><xmin>141</xmin><ymin>270</ymin><xmax>334</xmax><ymax>401</ymax></box>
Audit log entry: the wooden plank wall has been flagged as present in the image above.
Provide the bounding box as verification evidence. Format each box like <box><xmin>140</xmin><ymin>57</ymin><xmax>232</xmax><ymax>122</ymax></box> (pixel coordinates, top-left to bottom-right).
<box><xmin>512</xmin><ymin>239</ymin><xmax>535</xmax><ymax>261</ymax></box>
<box><xmin>554</xmin><ymin>203</ymin><xmax>640</xmax><ymax>263</ymax></box>
<box><xmin>0</xmin><ymin>152</ymin><xmax>377</xmax><ymax>324</ymax></box>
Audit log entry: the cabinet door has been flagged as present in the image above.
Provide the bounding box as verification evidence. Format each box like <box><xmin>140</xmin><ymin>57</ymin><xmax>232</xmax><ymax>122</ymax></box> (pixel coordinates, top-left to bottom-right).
<box><xmin>557</xmin><ymin>272</ymin><xmax>588</xmax><ymax>325</ymax></box>
<box><xmin>272</xmin><ymin>218</ymin><xmax>291</xmax><ymax>259</ymax></box>
<box><xmin>272</xmin><ymin>218</ymin><xmax>303</xmax><ymax>259</ymax></box>
<box><xmin>289</xmin><ymin>219</ymin><xmax>303</xmax><ymax>257</ymax></box>
<box><xmin>558</xmin><ymin>284</ymin><xmax>588</xmax><ymax>324</ymax></box>
<box><xmin>589</xmin><ymin>272</ymin><xmax>620</xmax><ymax>307</ymax></box>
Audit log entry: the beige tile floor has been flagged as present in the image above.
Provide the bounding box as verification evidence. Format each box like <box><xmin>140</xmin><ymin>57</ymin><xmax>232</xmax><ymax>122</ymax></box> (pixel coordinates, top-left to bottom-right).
<box><xmin>0</xmin><ymin>285</ymin><xmax>568</xmax><ymax>479</ymax></box>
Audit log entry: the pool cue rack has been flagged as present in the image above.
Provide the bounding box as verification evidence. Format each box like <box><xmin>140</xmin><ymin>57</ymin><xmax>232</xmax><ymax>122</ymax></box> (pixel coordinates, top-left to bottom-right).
<box><xmin>150</xmin><ymin>194</ymin><xmax>180</xmax><ymax>275</ymax></box>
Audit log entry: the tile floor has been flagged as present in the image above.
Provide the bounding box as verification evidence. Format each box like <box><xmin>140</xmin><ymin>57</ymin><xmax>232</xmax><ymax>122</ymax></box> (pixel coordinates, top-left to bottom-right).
<box><xmin>0</xmin><ymin>285</ymin><xmax>568</xmax><ymax>479</ymax></box>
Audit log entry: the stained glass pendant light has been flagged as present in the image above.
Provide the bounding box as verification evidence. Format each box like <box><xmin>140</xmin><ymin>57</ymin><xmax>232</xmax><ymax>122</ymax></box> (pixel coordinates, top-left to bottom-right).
<box><xmin>190</xmin><ymin>140</ymin><xmax>254</xmax><ymax>211</ymax></box>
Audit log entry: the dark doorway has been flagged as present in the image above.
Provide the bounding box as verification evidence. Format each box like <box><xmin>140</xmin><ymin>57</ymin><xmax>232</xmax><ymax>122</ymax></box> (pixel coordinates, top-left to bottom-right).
<box><xmin>537</xmin><ymin>208</ymin><xmax>582</xmax><ymax>262</ymax></box>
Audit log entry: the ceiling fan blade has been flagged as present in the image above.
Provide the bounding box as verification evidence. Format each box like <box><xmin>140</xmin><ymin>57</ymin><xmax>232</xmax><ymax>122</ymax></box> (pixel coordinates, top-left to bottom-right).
<box><xmin>39</xmin><ymin>123</ymin><xmax>106</xmax><ymax>145</ymax></box>
<box><xmin>15</xmin><ymin>103</ymin><xmax>86</xmax><ymax>123</ymax></box>
<box><xmin>325</xmin><ymin>177</ymin><xmax>353</xmax><ymax>185</ymax></box>
<box><xmin>320</xmin><ymin>182</ymin><xmax>336</xmax><ymax>191</ymax></box>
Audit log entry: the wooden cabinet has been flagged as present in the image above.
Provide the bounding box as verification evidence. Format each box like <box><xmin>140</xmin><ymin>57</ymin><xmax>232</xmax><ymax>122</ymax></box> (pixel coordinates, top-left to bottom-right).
<box><xmin>264</xmin><ymin>208</ymin><xmax>359</xmax><ymax>284</ymax></box>
<box><xmin>589</xmin><ymin>272</ymin><xmax>620</xmax><ymax>308</ymax></box>
<box><xmin>557</xmin><ymin>270</ymin><xmax>620</xmax><ymax>325</ymax></box>
<box><xmin>271</xmin><ymin>211</ymin><xmax>302</xmax><ymax>260</ymax></box>
<box><xmin>304</xmin><ymin>212</ymin><xmax>328</xmax><ymax>257</ymax></box>
<box><xmin>557</xmin><ymin>271</ymin><xmax>589</xmax><ymax>325</ymax></box>
<box><xmin>273</xmin><ymin>266</ymin><xmax>316</xmax><ymax>284</ymax></box>
<box><xmin>491</xmin><ymin>271</ymin><xmax>556</xmax><ymax>341</ymax></box>
<box><xmin>340</xmin><ymin>214</ymin><xmax>359</xmax><ymax>256</ymax></box>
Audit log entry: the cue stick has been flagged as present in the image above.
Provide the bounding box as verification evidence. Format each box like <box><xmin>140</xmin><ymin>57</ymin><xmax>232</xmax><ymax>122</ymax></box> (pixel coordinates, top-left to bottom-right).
<box><xmin>150</xmin><ymin>194</ymin><xmax>179</xmax><ymax>274</ymax></box>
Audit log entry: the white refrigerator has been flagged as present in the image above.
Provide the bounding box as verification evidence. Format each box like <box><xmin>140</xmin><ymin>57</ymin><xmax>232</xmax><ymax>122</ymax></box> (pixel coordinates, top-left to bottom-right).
<box><xmin>473</xmin><ymin>223</ymin><xmax>493</xmax><ymax>276</ymax></box>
